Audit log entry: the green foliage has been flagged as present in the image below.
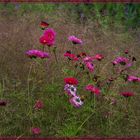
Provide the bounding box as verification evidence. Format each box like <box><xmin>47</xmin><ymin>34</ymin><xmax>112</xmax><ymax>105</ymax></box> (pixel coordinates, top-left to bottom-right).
<box><xmin>0</xmin><ymin>3</ymin><xmax>139</xmax><ymax>29</ymax></box>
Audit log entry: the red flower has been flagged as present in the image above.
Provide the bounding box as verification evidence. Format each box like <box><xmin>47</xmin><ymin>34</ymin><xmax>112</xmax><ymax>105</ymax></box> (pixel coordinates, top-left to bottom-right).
<box><xmin>40</xmin><ymin>21</ymin><xmax>49</xmax><ymax>30</ymax></box>
<box><xmin>120</xmin><ymin>92</ymin><xmax>134</xmax><ymax>97</ymax></box>
<box><xmin>64</xmin><ymin>52</ymin><xmax>79</xmax><ymax>61</ymax></box>
<box><xmin>64</xmin><ymin>77</ymin><xmax>78</xmax><ymax>85</ymax></box>
<box><xmin>31</xmin><ymin>127</ymin><xmax>41</xmax><ymax>135</ymax></box>
<box><xmin>34</xmin><ymin>100</ymin><xmax>44</xmax><ymax>110</ymax></box>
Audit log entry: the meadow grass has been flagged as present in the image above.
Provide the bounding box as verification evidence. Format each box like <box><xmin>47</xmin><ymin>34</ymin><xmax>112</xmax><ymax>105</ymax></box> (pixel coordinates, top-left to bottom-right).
<box><xmin>0</xmin><ymin>4</ymin><xmax>140</xmax><ymax>137</ymax></box>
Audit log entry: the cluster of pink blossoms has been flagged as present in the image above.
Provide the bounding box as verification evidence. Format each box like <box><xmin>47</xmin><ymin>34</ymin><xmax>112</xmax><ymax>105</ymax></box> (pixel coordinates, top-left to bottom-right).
<box><xmin>85</xmin><ymin>84</ymin><xmax>101</xmax><ymax>95</ymax></box>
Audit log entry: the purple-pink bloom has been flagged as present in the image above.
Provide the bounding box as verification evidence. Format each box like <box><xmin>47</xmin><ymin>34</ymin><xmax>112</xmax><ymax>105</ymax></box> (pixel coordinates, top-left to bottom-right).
<box><xmin>127</xmin><ymin>75</ymin><xmax>140</xmax><ymax>82</ymax></box>
<box><xmin>40</xmin><ymin>28</ymin><xmax>56</xmax><ymax>46</ymax></box>
<box><xmin>26</xmin><ymin>50</ymin><xmax>49</xmax><ymax>59</ymax></box>
<box><xmin>112</xmin><ymin>57</ymin><xmax>129</xmax><ymax>65</ymax></box>
<box><xmin>85</xmin><ymin>62</ymin><xmax>94</xmax><ymax>72</ymax></box>
<box><xmin>68</xmin><ymin>35</ymin><xmax>83</xmax><ymax>45</ymax></box>
<box><xmin>83</xmin><ymin>56</ymin><xmax>94</xmax><ymax>63</ymax></box>
<box><xmin>64</xmin><ymin>84</ymin><xmax>77</xmax><ymax>97</ymax></box>
<box><xmin>31</xmin><ymin>127</ymin><xmax>41</xmax><ymax>135</ymax></box>
<box><xmin>69</xmin><ymin>96</ymin><xmax>83</xmax><ymax>108</ymax></box>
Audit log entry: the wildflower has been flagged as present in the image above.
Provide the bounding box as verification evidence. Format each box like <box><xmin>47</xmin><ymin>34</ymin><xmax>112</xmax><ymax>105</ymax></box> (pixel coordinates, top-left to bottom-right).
<box><xmin>40</xmin><ymin>21</ymin><xmax>49</xmax><ymax>30</ymax></box>
<box><xmin>31</xmin><ymin>127</ymin><xmax>41</xmax><ymax>135</ymax></box>
<box><xmin>64</xmin><ymin>52</ymin><xmax>79</xmax><ymax>61</ymax></box>
<box><xmin>93</xmin><ymin>54</ymin><xmax>104</xmax><ymax>61</ymax></box>
<box><xmin>68</xmin><ymin>35</ymin><xmax>83</xmax><ymax>45</ymax></box>
<box><xmin>26</xmin><ymin>50</ymin><xmax>49</xmax><ymax>59</ymax></box>
<box><xmin>85</xmin><ymin>84</ymin><xmax>101</xmax><ymax>95</ymax></box>
<box><xmin>112</xmin><ymin>57</ymin><xmax>129</xmax><ymax>65</ymax></box>
<box><xmin>69</xmin><ymin>96</ymin><xmax>83</xmax><ymax>108</ymax></box>
<box><xmin>0</xmin><ymin>100</ymin><xmax>7</xmax><ymax>106</ymax></box>
<box><xmin>83</xmin><ymin>56</ymin><xmax>94</xmax><ymax>63</ymax></box>
<box><xmin>85</xmin><ymin>62</ymin><xmax>94</xmax><ymax>72</ymax></box>
<box><xmin>120</xmin><ymin>92</ymin><xmax>134</xmax><ymax>97</ymax></box>
<box><xmin>40</xmin><ymin>28</ymin><xmax>56</xmax><ymax>46</ymax></box>
<box><xmin>34</xmin><ymin>100</ymin><xmax>44</xmax><ymax>110</ymax></box>
<box><xmin>64</xmin><ymin>84</ymin><xmax>77</xmax><ymax>97</ymax></box>
<box><xmin>64</xmin><ymin>77</ymin><xmax>78</xmax><ymax>86</ymax></box>
<box><xmin>127</xmin><ymin>75</ymin><xmax>140</xmax><ymax>82</ymax></box>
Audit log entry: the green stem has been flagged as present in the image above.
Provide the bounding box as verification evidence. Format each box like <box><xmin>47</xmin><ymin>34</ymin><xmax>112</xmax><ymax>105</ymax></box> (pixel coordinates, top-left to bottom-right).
<box><xmin>27</xmin><ymin>62</ymin><xmax>34</xmax><ymax>126</ymax></box>
<box><xmin>76</xmin><ymin>110</ymin><xmax>95</xmax><ymax>135</ymax></box>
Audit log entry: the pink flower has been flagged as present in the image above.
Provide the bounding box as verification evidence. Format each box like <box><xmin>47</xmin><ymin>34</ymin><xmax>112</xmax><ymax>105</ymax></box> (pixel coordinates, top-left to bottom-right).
<box><xmin>85</xmin><ymin>84</ymin><xmax>101</xmax><ymax>95</ymax></box>
<box><xmin>85</xmin><ymin>62</ymin><xmax>94</xmax><ymax>72</ymax></box>
<box><xmin>64</xmin><ymin>84</ymin><xmax>77</xmax><ymax>97</ymax></box>
<box><xmin>40</xmin><ymin>28</ymin><xmax>56</xmax><ymax>46</ymax></box>
<box><xmin>120</xmin><ymin>92</ymin><xmax>134</xmax><ymax>97</ymax></box>
<box><xmin>34</xmin><ymin>100</ymin><xmax>44</xmax><ymax>110</ymax></box>
<box><xmin>93</xmin><ymin>54</ymin><xmax>104</xmax><ymax>61</ymax></box>
<box><xmin>26</xmin><ymin>50</ymin><xmax>49</xmax><ymax>59</ymax></box>
<box><xmin>127</xmin><ymin>75</ymin><xmax>140</xmax><ymax>82</ymax></box>
<box><xmin>83</xmin><ymin>56</ymin><xmax>94</xmax><ymax>63</ymax></box>
<box><xmin>69</xmin><ymin>96</ymin><xmax>83</xmax><ymax>108</ymax></box>
<box><xmin>68</xmin><ymin>35</ymin><xmax>83</xmax><ymax>45</ymax></box>
<box><xmin>64</xmin><ymin>52</ymin><xmax>79</xmax><ymax>61</ymax></box>
<box><xmin>31</xmin><ymin>127</ymin><xmax>41</xmax><ymax>135</ymax></box>
<box><xmin>112</xmin><ymin>57</ymin><xmax>129</xmax><ymax>65</ymax></box>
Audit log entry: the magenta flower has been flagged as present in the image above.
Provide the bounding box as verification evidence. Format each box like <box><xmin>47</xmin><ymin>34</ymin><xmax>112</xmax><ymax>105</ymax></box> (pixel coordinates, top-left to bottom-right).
<box><xmin>31</xmin><ymin>127</ymin><xmax>41</xmax><ymax>135</ymax></box>
<box><xmin>83</xmin><ymin>56</ymin><xmax>94</xmax><ymax>63</ymax></box>
<box><xmin>112</xmin><ymin>57</ymin><xmax>129</xmax><ymax>65</ymax></box>
<box><xmin>68</xmin><ymin>35</ymin><xmax>83</xmax><ymax>45</ymax></box>
<box><xmin>85</xmin><ymin>84</ymin><xmax>101</xmax><ymax>95</ymax></box>
<box><xmin>26</xmin><ymin>50</ymin><xmax>49</xmax><ymax>59</ymax></box>
<box><xmin>40</xmin><ymin>28</ymin><xmax>56</xmax><ymax>46</ymax></box>
<box><xmin>34</xmin><ymin>100</ymin><xmax>44</xmax><ymax>110</ymax></box>
<box><xmin>69</xmin><ymin>96</ymin><xmax>83</xmax><ymax>108</ymax></box>
<box><xmin>93</xmin><ymin>54</ymin><xmax>104</xmax><ymax>61</ymax></box>
<box><xmin>120</xmin><ymin>92</ymin><xmax>134</xmax><ymax>97</ymax></box>
<box><xmin>127</xmin><ymin>75</ymin><xmax>140</xmax><ymax>82</ymax></box>
<box><xmin>85</xmin><ymin>62</ymin><xmax>94</xmax><ymax>72</ymax></box>
<box><xmin>64</xmin><ymin>52</ymin><xmax>79</xmax><ymax>61</ymax></box>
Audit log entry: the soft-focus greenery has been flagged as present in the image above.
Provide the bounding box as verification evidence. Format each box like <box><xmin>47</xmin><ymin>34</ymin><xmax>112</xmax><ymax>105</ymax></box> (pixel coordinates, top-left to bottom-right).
<box><xmin>0</xmin><ymin>3</ymin><xmax>140</xmax><ymax>29</ymax></box>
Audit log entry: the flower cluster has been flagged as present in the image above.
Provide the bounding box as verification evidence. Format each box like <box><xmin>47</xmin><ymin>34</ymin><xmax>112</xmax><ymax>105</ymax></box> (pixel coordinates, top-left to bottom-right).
<box><xmin>64</xmin><ymin>77</ymin><xmax>83</xmax><ymax>108</ymax></box>
<box><xmin>85</xmin><ymin>84</ymin><xmax>101</xmax><ymax>95</ymax></box>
